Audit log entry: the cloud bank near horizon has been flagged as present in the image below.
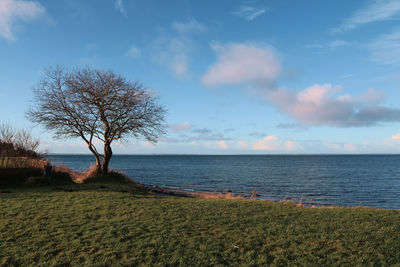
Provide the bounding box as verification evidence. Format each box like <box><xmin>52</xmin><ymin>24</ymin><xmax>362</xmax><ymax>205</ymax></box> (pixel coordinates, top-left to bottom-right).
<box><xmin>267</xmin><ymin>85</ymin><xmax>400</xmax><ymax>127</ymax></box>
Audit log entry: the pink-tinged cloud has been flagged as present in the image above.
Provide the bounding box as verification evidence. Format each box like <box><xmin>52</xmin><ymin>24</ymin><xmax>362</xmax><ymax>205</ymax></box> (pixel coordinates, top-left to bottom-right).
<box><xmin>237</xmin><ymin>140</ymin><xmax>247</xmax><ymax>149</ymax></box>
<box><xmin>252</xmin><ymin>135</ymin><xmax>278</xmax><ymax>150</ymax></box>
<box><xmin>217</xmin><ymin>140</ymin><xmax>228</xmax><ymax>149</ymax></box>
<box><xmin>285</xmin><ymin>140</ymin><xmax>296</xmax><ymax>151</ymax></box>
<box><xmin>392</xmin><ymin>133</ymin><xmax>400</xmax><ymax>140</ymax></box>
<box><xmin>0</xmin><ymin>0</ymin><xmax>46</xmax><ymax>41</ymax></box>
<box><xmin>323</xmin><ymin>142</ymin><xmax>357</xmax><ymax>152</ymax></box>
<box><xmin>169</xmin><ymin>121</ymin><xmax>192</xmax><ymax>132</ymax></box>
<box><xmin>344</xmin><ymin>144</ymin><xmax>356</xmax><ymax>151</ymax></box>
<box><xmin>201</xmin><ymin>43</ymin><xmax>281</xmax><ymax>87</ymax></box>
<box><xmin>267</xmin><ymin>84</ymin><xmax>400</xmax><ymax>127</ymax></box>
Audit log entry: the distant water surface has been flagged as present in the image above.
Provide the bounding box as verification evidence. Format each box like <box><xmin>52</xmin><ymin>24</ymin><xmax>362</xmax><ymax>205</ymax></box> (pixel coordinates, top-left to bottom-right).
<box><xmin>49</xmin><ymin>154</ymin><xmax>400</xmax><ymax>209</ymax></box>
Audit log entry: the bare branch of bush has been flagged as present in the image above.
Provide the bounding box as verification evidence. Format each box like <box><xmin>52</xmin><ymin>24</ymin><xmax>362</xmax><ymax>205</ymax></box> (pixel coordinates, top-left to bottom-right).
<box><xmin>0</xmin><ymin>124</ymin><xmax>42</xmax><ymax>168</ymax></box>
<box><xmin>0</xmin><ymin>123</ymin><xmax>15</xmax><ymax>144</ymax></box>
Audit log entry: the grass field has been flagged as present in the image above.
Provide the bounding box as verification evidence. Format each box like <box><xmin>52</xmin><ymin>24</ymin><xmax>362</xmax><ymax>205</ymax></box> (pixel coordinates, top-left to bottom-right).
<box><xmin>1</xmin><ymin>178</ymin><xmax>400</xmax><ymax>266</ymax></box>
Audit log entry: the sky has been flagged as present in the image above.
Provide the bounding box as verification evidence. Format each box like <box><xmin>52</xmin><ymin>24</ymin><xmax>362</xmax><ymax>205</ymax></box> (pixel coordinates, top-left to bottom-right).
<box><xmin>1</xmin><ymin>0</ymin><xmax>400</xmax><ymax>154</ymax></box>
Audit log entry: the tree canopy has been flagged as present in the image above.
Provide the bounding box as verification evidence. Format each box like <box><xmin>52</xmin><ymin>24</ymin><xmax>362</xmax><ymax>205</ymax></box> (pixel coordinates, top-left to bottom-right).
<box><xmin>28</xmin><ymin>66</ymin><xmax>166</xmax><ymax>174</ymax></box>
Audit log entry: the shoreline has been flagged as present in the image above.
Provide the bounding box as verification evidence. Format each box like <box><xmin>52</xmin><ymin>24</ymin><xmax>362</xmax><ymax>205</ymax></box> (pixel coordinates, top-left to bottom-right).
<box><xmin>137</xmin><ymin>182</ymin><xmax>394</xmax><ymax>209</ymax></box>
<box><xmin>139</xmin><ymin>183</ymin><xmax>249</xmax><ymax>199</ymax></box>
<box><xmin>137</xmin><ymin>183</ymin><xmax>332</xmax><ymax>208</ymax></box>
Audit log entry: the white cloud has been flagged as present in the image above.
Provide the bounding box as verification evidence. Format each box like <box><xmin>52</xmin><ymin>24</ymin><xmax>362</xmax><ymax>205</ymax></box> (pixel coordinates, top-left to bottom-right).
<box><xmin>171</xmin><ymin>52</ymin><xmax>188</xmax><ymax>77</ymax></box>
<box><xmin>172</xmin><ymin>19</ymin><xmax>205</xmax><ymax>34</ymax></box>
<box><xmin>367</xmin><ymin>28</ymin><xmax>400</xmax><ymax>64</ymax></box>
<box><xmin>152</xmin><ymin>20</ymin><xmax>205</xmax><ymax>79</ymax></box>
<box><xmin>153</xmin><ymin>35</ymin><xmax>190</xmax><ymax>78</ymax></box>
<box><xmin>114</xmin><ymin>0</ymin><xmax>127</xmax><ymax>16</ymax></box>
<box><xmin>169</xmin><ymin>122</ymin><xmax>193</xmax><ymax>132</ymax></box>
<box><xmin>306</xmin><ymin>43</ymin><xmax>323</xmax><ymax>49</ymax></box>
<box><xmin>339</xmin><ymin>74</ymin><xmax>355</xmax><ymax>80</ymax></box>
<box><xmin>307</xmin><ymin>40</ymin><xmax>353</xmax><ymax>50</ymax></box>
<box><xmin>328</xmin><ymin>40</ymin><xmax>351</xmax><ymax>49</ymax></box>
<box><xmin>333</xmin><ymin>0</ymin><xmax>400</xmax><ymax>33</ymax></box>
<box><xmin>233</xmin><ymin>6</ymin><xmax>267</xmax><ymax>21</ymax></box>
<box><xmin>125</xmin><ymin>45</ymin><xmax>141</xmax><ymax>59</ymax></box>
<box><xmin>0</xmin><ymin>0</ymin><xmax>46</xmax><ymax>41</ymax></box>
<box><xmin>267</xmin><ymin>84</ymin><xmax>400</xmax><ymax>127</ymax></box>
<box><xmin>201</xmin><ymin>43</ymin><xmax>281</xmax><ymax>87</ymax></box>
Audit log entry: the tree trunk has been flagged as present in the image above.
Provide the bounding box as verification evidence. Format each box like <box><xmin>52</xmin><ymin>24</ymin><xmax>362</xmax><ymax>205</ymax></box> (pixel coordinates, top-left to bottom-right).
<box><xmin>102</xmin><ymin>142</ymin><xmax>113</xmax><ymax>175</ymax></box>
<box><xmin>88</xmin><ymin>144</ymin><xmax>102</xmax><ymax>174</ymax></box>
<box><xmin>95</xmin><ymin>155</ymin><xmax>102</xmax><ymax>174</ymax></box>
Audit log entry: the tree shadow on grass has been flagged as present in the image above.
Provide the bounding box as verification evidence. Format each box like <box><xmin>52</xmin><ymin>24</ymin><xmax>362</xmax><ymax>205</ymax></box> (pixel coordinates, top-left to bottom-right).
<box><xmin>0</xmin><ymin>168</ymin><xmax>154</xmax><ymax>200</ymax></box>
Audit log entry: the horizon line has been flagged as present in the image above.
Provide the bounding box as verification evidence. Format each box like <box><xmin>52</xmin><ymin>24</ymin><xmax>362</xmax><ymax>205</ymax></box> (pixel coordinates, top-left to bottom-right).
<box><xmin>47</xmin><ymin>153</ymin><xmax>400</xmax><ymax>156</ymax></box>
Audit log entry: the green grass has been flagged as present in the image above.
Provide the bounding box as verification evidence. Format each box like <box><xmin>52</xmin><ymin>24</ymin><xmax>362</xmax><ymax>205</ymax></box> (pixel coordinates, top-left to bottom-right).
<box><xmin>1</xmin><ymin>179</ymin><xmax>400</xmax><ymax>266</ymax></box>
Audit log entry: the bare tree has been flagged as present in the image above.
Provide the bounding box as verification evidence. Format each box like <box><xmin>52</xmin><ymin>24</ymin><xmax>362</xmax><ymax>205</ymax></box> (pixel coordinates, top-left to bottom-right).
<box><xmin>0</xmin><ymin>123</ymin><xmax>41</xmax><ymax>167</ymax></box>
<box><xmin>0</xmin><ymin>123</ymin><xmax>15</xmax><ymax>144</ymax></box>
<box><xmin>14</xmin><ymin>128</ymin><xmax>40</xmax><ymax>154</ymax></box>
<box><xmin>27</xmin><ymin>66</ymin><xmax>166</xmax><ymax>174</ymax></box>
<box><xmin>0</xmin><ymin>123</ymin><xmax>40</xmax><ymax>155</ymax></box>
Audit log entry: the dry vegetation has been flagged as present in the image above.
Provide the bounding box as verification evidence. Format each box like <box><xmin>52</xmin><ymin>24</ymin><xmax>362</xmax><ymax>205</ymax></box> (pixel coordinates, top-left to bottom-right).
<box><xmin>0</xmin><ymin>123</ymin><xmax>44</xmax><ymax>169</ymax></box>
<box><xmin>0</xmin><ymin>123</ymin><xmax>78</xmax><ymax>186</ymax></box>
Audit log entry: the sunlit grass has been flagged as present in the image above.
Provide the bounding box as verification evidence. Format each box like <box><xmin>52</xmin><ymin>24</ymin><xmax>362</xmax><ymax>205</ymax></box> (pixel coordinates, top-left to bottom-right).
<box><xmin>1</xmin><ymin>179</ymin><xmax>400</xmax><ymax>265</ymax></box>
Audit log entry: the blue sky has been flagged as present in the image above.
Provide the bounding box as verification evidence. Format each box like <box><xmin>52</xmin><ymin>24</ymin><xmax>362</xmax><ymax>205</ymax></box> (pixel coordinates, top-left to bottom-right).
<box><xmin>1</xmin><ymin>0</ymin><xmax>400</xmax><ymax>154</ymax></box>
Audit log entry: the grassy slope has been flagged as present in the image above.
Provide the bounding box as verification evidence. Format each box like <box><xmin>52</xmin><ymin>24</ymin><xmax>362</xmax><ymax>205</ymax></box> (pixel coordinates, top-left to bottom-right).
<box><xmin>1</xmin><ymin>180</ymin><xmax>400</xmax><ymax>266</ymax></box>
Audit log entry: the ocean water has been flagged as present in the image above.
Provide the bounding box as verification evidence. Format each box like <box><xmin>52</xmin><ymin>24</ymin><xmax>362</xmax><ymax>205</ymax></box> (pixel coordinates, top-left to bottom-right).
<box><xmin>49</xmin><ymin>154</ymin><xmax>400</xmax><ymax>209</ymax></box>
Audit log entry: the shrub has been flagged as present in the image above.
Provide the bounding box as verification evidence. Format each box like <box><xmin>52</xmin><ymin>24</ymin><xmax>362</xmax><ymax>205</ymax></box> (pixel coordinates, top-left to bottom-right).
<box><xmin>49</xmin><ymin>170</ymin><xmax>74</xmax><ymax>185</ymax></box>
<box><xmin>0</xmin><ymin>168</ymin><xmax>43</xmax><ymax>187</ymax></box>
<box><xmin>79</xmin><ymin>168</ymin><xmax>133</xmax><ymax>185</ymax></box>
<box><xmin>0</xmin><ymin>123</ymin><xmax>43</xmax><ymax>169</ymax></box>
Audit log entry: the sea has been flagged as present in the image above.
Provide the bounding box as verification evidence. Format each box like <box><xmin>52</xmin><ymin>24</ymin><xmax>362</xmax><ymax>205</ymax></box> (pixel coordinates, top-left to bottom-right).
<box><xmin>49</xmin><ymin>154</ymin><xmax>400</xmax><ymax>209</ymax></box>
